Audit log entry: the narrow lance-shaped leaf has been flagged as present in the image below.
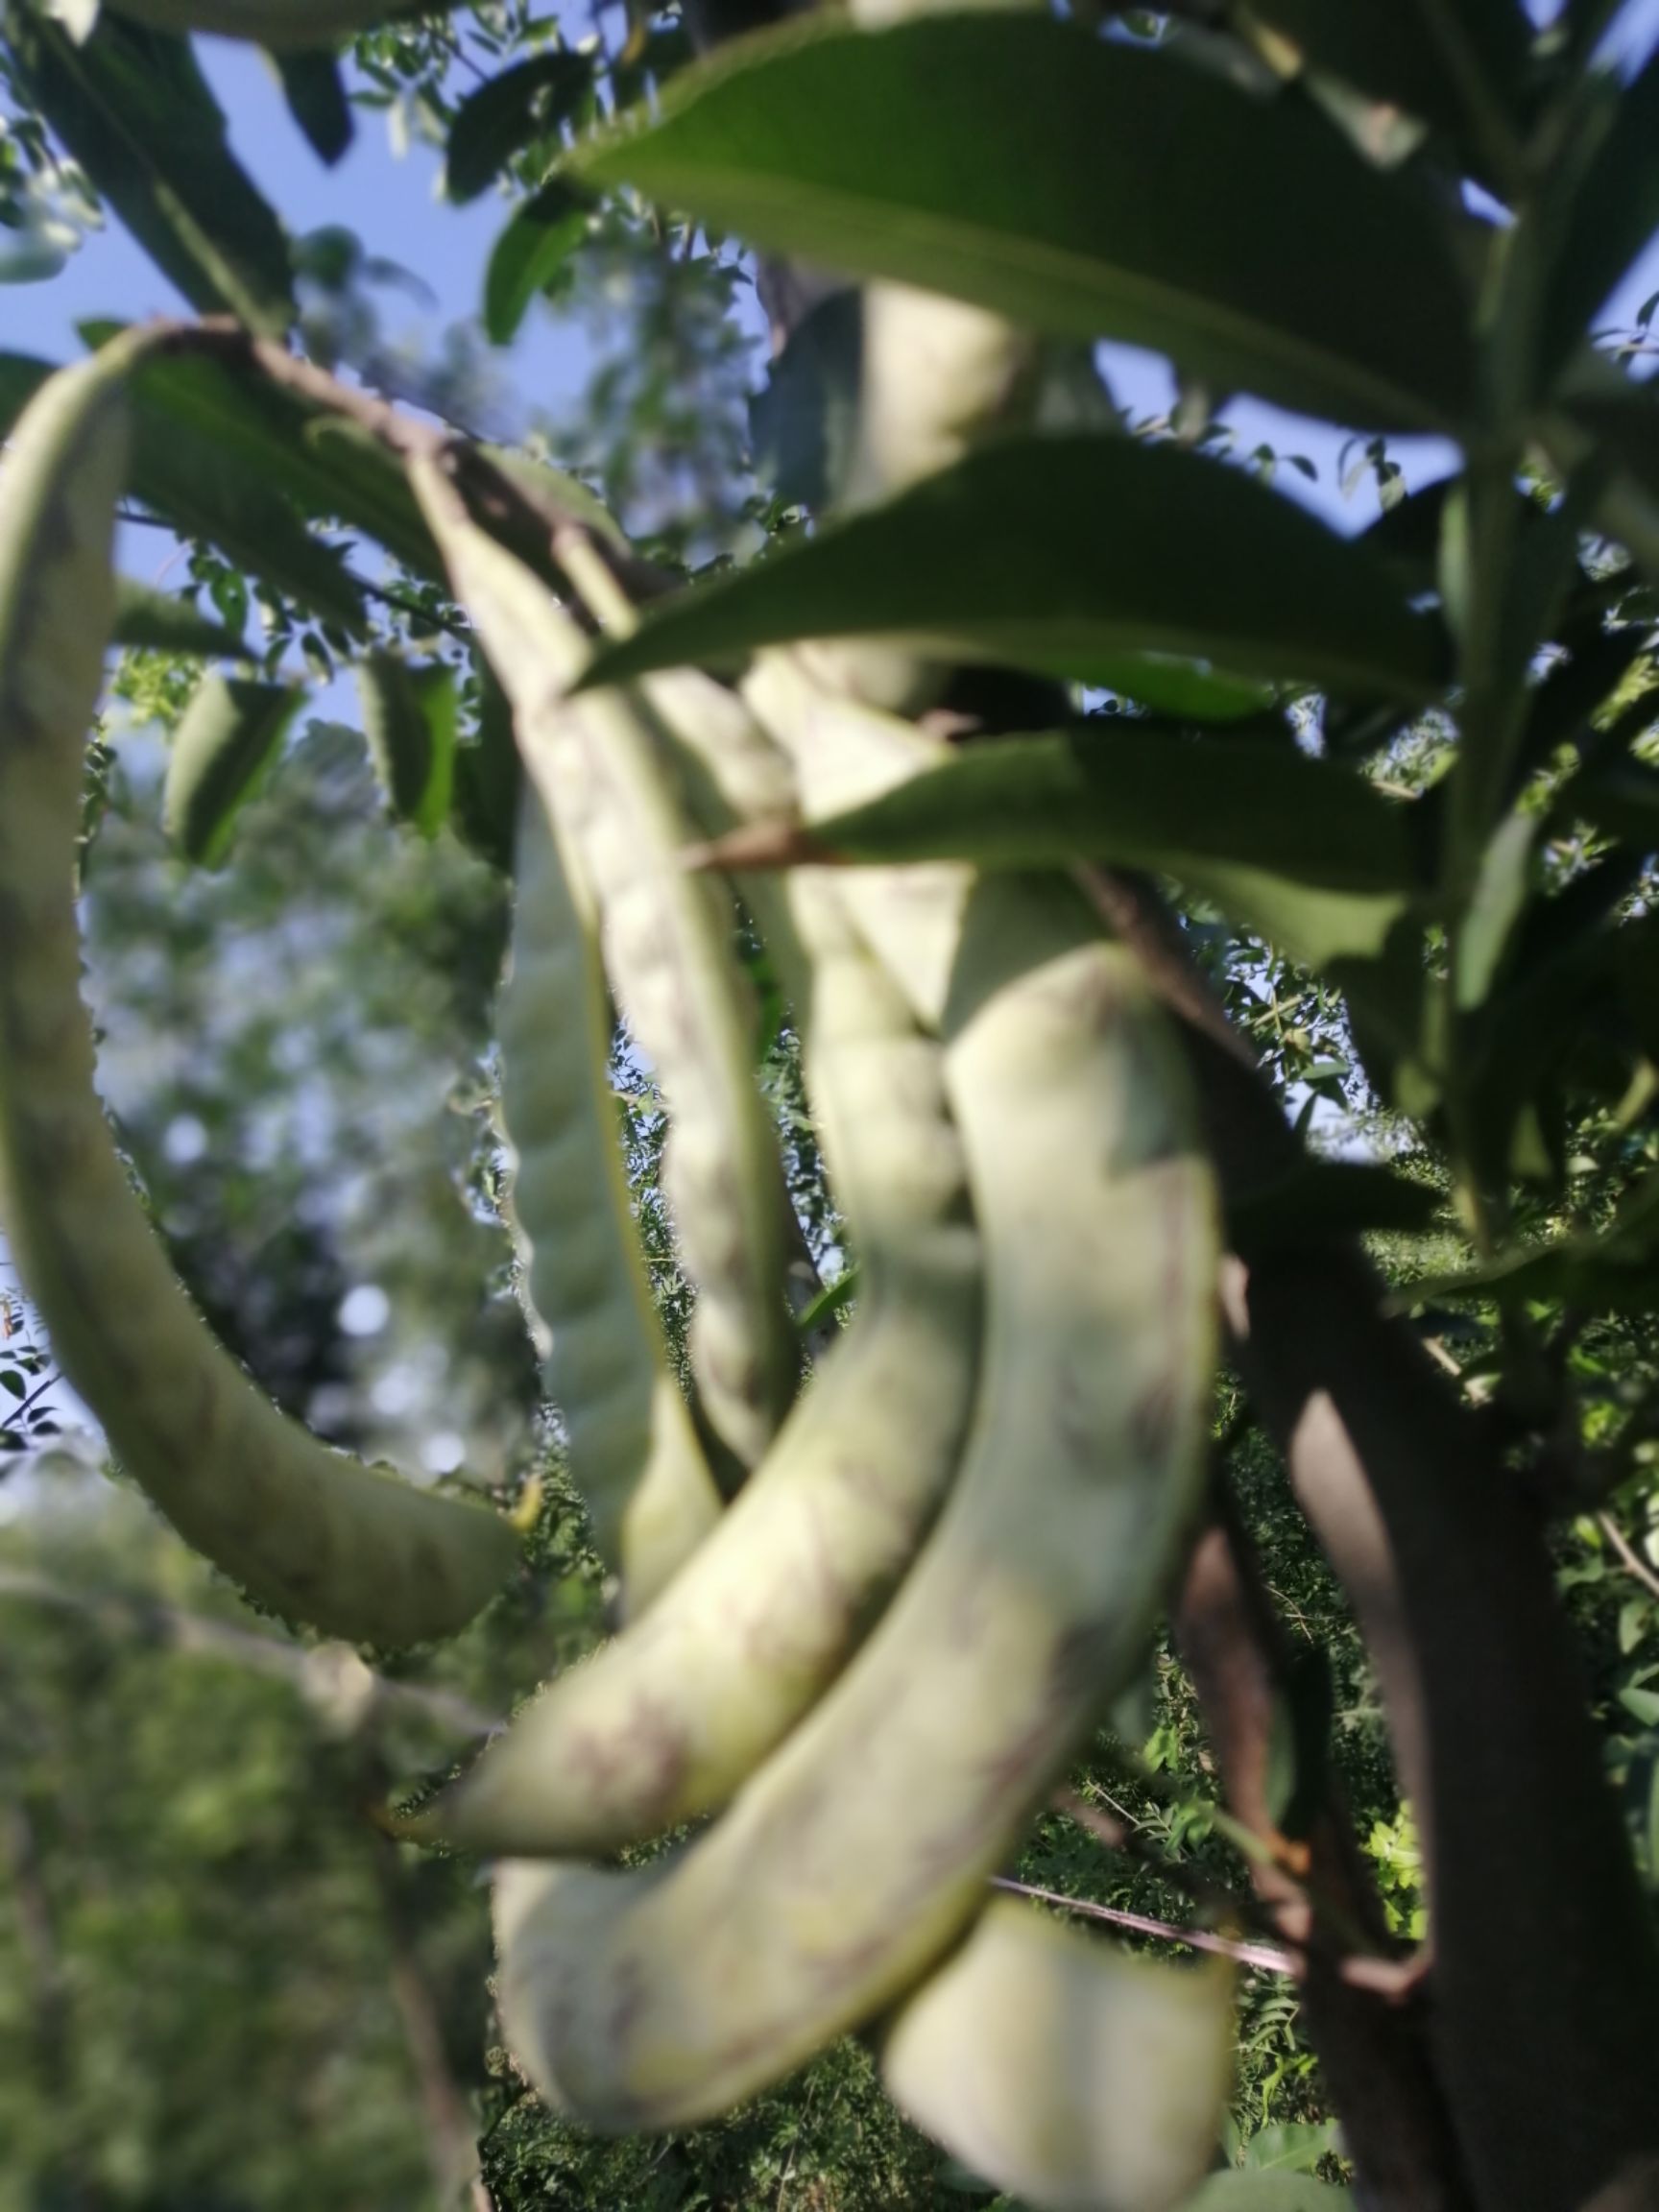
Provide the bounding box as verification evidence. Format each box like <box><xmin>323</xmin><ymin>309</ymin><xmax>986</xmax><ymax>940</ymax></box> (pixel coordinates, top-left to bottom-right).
<box><xmin>571</xmin><ymin>12</ymin><xmax>1475</xmax><ymax>431</ymax></box>
<box><xmin>2</xmin><ymin>9</ymin><xmax>295</xmax><ymax>335</ymax></box>
<box><xmin>713</xmin><ymin>724</ymin><xmax>1423</xmax><ymax>971</ymax></box>
<box><xmin>484</xmin><ymin>180</ymin><xmax>589</xmax><ymax>345</ymax></box>
<box><xmin>276</xmin><ymin>49</ymin><xmax>354</xmax><ymax>168</ymax></box>
<box><xmin>164</xmin><ymin>674</ymin><xmax>303</xmax><ymax>867</ymax></box>
<box><xmin>580</xmin><ymin>434</ymin><xmax>1450</xmax><ymax>706</ymax></box>
<box><xmin>356</xmin><ymin>652</ymin><xmax>456</xmax><ymax>836</ymax></box>
<box><xmin>445</xmin><ymin>49</ymin><xmax>593</xmax><ymax>204</ymax></box>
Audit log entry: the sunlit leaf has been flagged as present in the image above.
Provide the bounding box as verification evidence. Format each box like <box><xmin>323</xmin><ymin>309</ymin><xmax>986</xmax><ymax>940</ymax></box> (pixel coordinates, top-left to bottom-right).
<box><xmin>572</xmin><ymin>12</ymin><xmax>1475</xmax><ymax>430</ymax></box>
<box><xmin>164</xmin><ymin>675</ymin><xmax>304</xmax><ymax>868</ymax></box>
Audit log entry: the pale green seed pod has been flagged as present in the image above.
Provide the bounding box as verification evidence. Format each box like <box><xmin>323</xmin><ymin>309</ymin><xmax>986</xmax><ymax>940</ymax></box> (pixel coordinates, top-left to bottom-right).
<box><xmin>0</xmin><ymin>352</ymin><xmax>517</xmax><ymax>1646</ymax></box>
<box><xmin>879</xmin><ymin>1900</ymin><xmax>1236</xmax><ymax>2212</ymax></box>
<box><xmin>414</xmin><ymin>872</ymin><xmax>980</xmax><ymax>1854</ymax></box>
<box><xmin>744</xmin><ymin>650</ymin><xmax>968</xmax><ymax>1029</ymax></box>
<box><xmin>500</xmin><ymin>792</ymin><xmax>722</xmax><ymax>1614</ymax></box>
<box><xmin>410</xmin><ymin>457</ymin><xmax>800</xmax><ymax>1477</ymax></box>
<box><xmin>491</xmin><ymin>870</ymin><xmax>1217</xmax><ymax>2130</ymax></box>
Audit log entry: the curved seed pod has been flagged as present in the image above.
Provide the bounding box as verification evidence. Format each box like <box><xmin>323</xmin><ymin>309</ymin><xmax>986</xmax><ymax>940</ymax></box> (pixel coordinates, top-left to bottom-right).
<box><xmin>744</xmin><ymin>649</ymin><xmax>967</xmax><ymax>1028</ymax></box>
<box><xmin>414</xmin><ymin>873</ymin><xmax>980</xmax><ymax>1854</ymax></box>
<box><xmin>0</xmin><ymin>354</ymin><xmax>517</xmax><ymax>1646</ymax></box>
<box><xmin>491</xmin><ymin>869</ymin><xmax>1217</xmax><ymax>2130</ymax></box>
<box><xmin>500</xmin><ymin>793</ymin><xmax>722</xmax><ymax>1614</ymax></box>
<box><xmin>549</xmin><ymin>527</ymin><xmax>811</xmax><ymax>1035</ymax></box>
<box><xmin>878</xmin><ymin>1900</ymin><xmax>1236</xmax><ymax>2212</ymax></box>
<box><xmin>410</xmin><ymin>456</ymin><xmax>800</xmax><ymax>1473</ymax></box>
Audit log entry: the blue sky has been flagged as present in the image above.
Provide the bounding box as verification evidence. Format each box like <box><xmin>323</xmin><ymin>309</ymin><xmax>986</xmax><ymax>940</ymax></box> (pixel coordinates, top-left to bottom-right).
<box><xmin>7</xmin><ymin>0</ymin><xmax>1659</xmax><ymax>553</ymax></box>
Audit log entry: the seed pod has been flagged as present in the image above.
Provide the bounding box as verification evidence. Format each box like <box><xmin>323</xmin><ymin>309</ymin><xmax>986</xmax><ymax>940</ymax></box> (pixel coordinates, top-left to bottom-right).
<box><xmin>414</xmin><ymin>873</ymin><xmax>980</xmax><ymax>1853</ymax></box>
<box><xmin>0</xmin><ymin>351</ymin><xmax>517</xmax><ymax>1647</ymax></box>
<box><xmin>500</xmin><ymin>792</ymin><xmax>722</xmax><ymax>1614</ymax></box>
<box><xmin>879</xmin><ymin>1899</ymin><xmax>1236</xmax><ymax>2212</ymax></box>
<box><xmin>491</xmin><ymin>870</ymin><xmax>1217</xmax><ymax>2130</ymax></box>
<box><xmin>410</xmin><ymin>455</ymin><xmax>801</xmax><ymax>1476</ymax></box>
<box><xmin>744</xmin><ymin>649</ymin><xmax>968</xmax><ymax>1028</ymax></box>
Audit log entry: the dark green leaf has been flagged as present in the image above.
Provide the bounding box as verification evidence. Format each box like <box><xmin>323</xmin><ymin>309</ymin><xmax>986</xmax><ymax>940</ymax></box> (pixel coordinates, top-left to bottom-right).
<box><xmin>1574</xmin><ymin>757</ymin><xmax>1659</xmax><ymax>848</ymax></box>
<box><xmin>110</xmin><ymin>577</ymin><xmax>250</xmax><ymax>658</ymax></box>
<box><xmin>1544</xmin><ymin>50</ymin><xmax>1659</xmax><ymax>381</ymax></box>
<box><xmin>773</xmin><ymin>723</ymin><xmax>1421</xmax><ymax>971</ymax></box>
<box><xmin>1571</xmin><ymin>383</ymin><xmax>1659</xmax><ymax>507</ymax></box>
<box><xmin>2</xmin><ymin>11</ymin><xmax>294</xmax><ymax>334</ymax></box>
<box><xmin>579</xmin><ymin>433</ymin><xmax>1448</xmax><ymax>704</ymax></box>
<box><xmin>572</xmin><ymin>12</ymin><xmax>1475</xmax><ymax>429</ymax></box>
<box><xmin>445</xmin><ymin>49</ymin><xmax>592</xmax><ymax>204</ymax></box>
<box><xmin>450</xmin><ymin>659</ymin><xmax>522</xmax><ymax>874</ymax></box>
<box><xmin>276</xmin><ymin>49</ymin><xmax>354</xmax><ymax>168</ymax></box>
<box><xmin>483</xmin><ymin>180</ymin><xmax>588</xmax><ymax>344</ymax></box>
<box><xmin>164</xmin><ymin>675</ymin><xmax>303</xmax><ymax>868</ymax></box>
<box><xmin>1455</xmin><ymin>808</ymin><xmax>1537</xmax><ymax>1010</ymax></box>
<box><xmin>356</xmin><ymin>652</ymin><xmax>456</xmax><ymax>836</ymax></box>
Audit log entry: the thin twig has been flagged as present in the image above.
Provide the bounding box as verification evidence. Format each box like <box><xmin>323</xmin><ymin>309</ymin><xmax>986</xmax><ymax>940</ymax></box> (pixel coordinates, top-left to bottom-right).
<box><xmin>1599</xmin><ymin>1512</ymin><xmax>1659</xmax><ymax>1605</ymax></box>
<box><xmin>989</xmin><ymin>1874</ymin><xmax>1295</xmax><ymax>1975</ymax></box>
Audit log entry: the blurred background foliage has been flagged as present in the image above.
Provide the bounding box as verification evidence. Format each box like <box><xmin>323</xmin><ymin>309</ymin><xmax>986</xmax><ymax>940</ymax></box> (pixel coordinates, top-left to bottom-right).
<box><xmin>3</xmin><ymin>0</ymin><xmax>1659</xmax><ymax>2202</ymax></box>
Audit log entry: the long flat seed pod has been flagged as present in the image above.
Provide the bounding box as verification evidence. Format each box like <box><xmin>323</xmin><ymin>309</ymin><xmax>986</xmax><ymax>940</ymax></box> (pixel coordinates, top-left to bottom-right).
<box><xmin>415</xmin><ymin>873</ymin><xmax>980</xmax><ymax>1854</ymax></box>
<box><xmin>879</xmin><ymin>1899</ymin><xmax>1236</xmax><ymax>2212</ymax></box>
<box><xmin>0</xmin><ymin>353</ymin><xmax>517</xmax><ymax>1646</ymax></box>
<box><xmin>410</xmin><ymin>455</ymin><xmax>800</xmax><ymax>1474</ymax></box>
<box><xmin>500</xmin><ymin>792</ymin><xmax>722</xmax><ymax>1613</ymax></box>
<box><xmin>492</xmin><ymin>869</ymin><xmax>1217</xmax><ymax>2129</ymax></box>
<box><xmin>743</xmin><ymin>649</ymin><xmax>967</xmax><ymax>1029</ymax></box>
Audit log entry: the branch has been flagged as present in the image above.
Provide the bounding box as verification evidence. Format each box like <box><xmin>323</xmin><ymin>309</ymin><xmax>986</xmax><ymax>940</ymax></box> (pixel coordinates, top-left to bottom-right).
<box><xmin>1599</xmin><ymin>1513</ymin><xmax>1659</xmax><ymax>1606</ymax></box>
<box><xmin>987</xmin><ymin>1874</ymin><xmax>1294</xmax><ymax>1976</ymax></box>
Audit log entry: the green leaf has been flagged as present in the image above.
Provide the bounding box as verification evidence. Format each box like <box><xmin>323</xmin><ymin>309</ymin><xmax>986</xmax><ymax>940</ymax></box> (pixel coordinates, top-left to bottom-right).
<box><xmin>276</xmin><ymin>49</ymin><xmax>354</xmax><ymax>168</ymax></box>
<box><xmin>356</xmin><ymin>652</ymin><xmax>456</xmax><ymax>836</ymax></box>
<box><xmin>110</xmin><ymin>577</ymin><xmax>250</xmax><ymax>658</ymax></box>
<box><xmin>579</xmin><ymin>434</ymin><xmax>1447</xmax><ymax>705</ymax></box>
<box><xmin>771</xmin><ymin>723</ymin><xmax>1421</xmax><ymax>972</ymax></box>
<box><xmin>1178</xmin><ymin>2176</ymin><xmax>1344</xmax><ymax>2209</ymax></box>
<box><xmin>445</xmin><ymin>48</ymin><xmax>592</xmax><ymax>204</ymax></box>
<box><xmin>1455</xmin><ymin>808</ymin><xmax>1537</xmax><ymax>1011</ymax></box>
<box><xmin>450</xmin><ymin>659</ymin><xmax>522</xmax><ymax>874</ymax></box>
<box><xmin>1620</xmin><ymin>1686</ymin><xmax>1659</xmax><ymax>1730</ymax></box>
<box><xmin>1238</xmin><ymin>2121</ymin><xmax>1340</xmax><ymax>2176</ymax></box>
<box><xmin>572</xmin><ymin>12</ymin><xmax>1475</xmax><ymax>430</ymax></box>
<box><xmin>2</xmin><ymin>10</ymin><xmax>294</xmax><ymax>334</ymax></box>
<box><xmin>1543</xmin><ymin>49</ymin><xmax>1659</xmax><ymax>382</ymax></box>
<box><xmin>164</xmin><ymin>675</ymin><xmax>303</xmax><ymax>867</ymax></box>
<box><xmin>1397</xmin><ymin>1173</ymin><xmax>1659</xmax><ymax>1315</ymax></box>
<box><xmin>483</xmin><ymin>180</ymin><xmax>588</xmax><ymax>344</ymax></box>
